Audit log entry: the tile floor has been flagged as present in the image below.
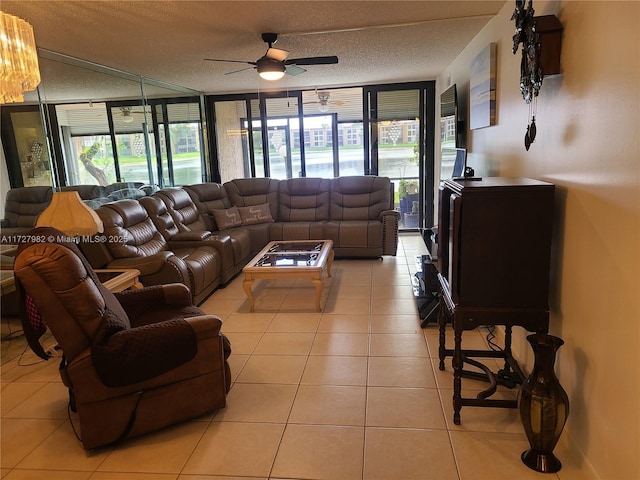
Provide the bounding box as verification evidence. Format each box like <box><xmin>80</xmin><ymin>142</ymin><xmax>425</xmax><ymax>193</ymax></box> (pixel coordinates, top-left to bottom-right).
<box><xmin>1</xmin><ymin>233</ymin><xmax>582</xmax><ymax>479</ymax></box>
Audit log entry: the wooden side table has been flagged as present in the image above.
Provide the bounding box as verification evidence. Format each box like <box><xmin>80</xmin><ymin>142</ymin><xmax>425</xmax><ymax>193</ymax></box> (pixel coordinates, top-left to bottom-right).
<box><xmin>95</xmin><ymin>269</ymin><xmax>143</xmax><ymax>292</ymax></box>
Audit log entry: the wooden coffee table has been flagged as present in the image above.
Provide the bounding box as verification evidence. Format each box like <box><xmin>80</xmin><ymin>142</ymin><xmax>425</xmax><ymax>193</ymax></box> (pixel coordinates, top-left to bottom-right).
<box><xmin>242</xmin><ymin>240</ymin><xmax>334</xmax><ymax>312</ymax></box>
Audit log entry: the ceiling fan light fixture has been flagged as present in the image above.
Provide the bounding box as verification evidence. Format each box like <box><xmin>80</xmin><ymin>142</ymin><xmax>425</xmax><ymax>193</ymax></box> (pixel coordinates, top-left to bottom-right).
<box><xmin>257</xmin><ymin>57</ymin><xmax>285</xmax><ymax>81</ymax></box>
<box><xmin>122</xmin><ymin>113</ymin><xmax>134</xmax><ymax>123</ymax></box>
<box><xmin>318</xmin><ymin>102</ymin><xmax>330</xmax><ymax>113</ymax></box>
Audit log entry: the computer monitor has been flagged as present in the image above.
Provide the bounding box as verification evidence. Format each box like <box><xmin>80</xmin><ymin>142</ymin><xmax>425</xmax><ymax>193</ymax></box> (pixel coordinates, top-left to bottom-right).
<box><xmin>451</xmin><ymin>148</ymin><xmax>467</xmax><ymax>178</ymax></box>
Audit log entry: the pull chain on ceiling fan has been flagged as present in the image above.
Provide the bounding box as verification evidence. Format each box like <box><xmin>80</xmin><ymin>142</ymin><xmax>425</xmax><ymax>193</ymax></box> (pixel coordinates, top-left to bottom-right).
<box><xmin>205</xmin><ymin>33</ymin><xmax>338</xmax><ymax>80</ymax></box>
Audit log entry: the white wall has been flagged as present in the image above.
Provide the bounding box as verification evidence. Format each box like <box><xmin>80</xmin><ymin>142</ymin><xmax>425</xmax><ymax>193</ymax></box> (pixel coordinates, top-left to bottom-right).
<box><xmin>438</xmin><ymin>2</ymin><xmax>639</xmax><ymax>479</ymax></box>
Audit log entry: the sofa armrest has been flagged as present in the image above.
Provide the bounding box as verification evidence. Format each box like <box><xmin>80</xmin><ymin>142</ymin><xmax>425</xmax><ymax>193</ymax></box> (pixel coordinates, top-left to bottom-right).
<box><xmin>168</xmin><ymin>234</ymin><xmax>233</xmax><ymax>259</ymax></box>
<box><xmin>1</xmin><ymin>218</ymin><xmax>9</xmax><ymax>228</ymax></box>
<box><xmin>380</xmin><ymin>209</ymin><xmax>400</xmax><ymax>256</ymax></box>
<box><xmin>172</xmin><ymin>231</ymin><xmax>212</xmax><ymax>241</ymax></box>
<box><xmin>114</xmin><ymin>283</ymin><xmax>192</xmax><ymax>311</ymax></box>
<box><xmin>106</xmin><ymin>251</ymin><xmax>176</xmax><ymax>276</ymax></box>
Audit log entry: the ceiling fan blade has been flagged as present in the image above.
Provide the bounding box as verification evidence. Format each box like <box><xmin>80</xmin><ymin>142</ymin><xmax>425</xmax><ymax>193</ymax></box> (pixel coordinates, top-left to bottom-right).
<box><xmin>225</xmin><ymin>66</ymin><xmax>256</xmax><ymax>75</ymax></box>
<box><xmin>204</xmin><ymin>58</ymin><xmax>256</xmax><ymax>66</ymax></box>
<box><xmin>286</xmin><ymin>56</ymin><xmax>338</xmax><ymax>66</ymax></box>
<box><xmin>285</xmin><ymin>65</ymin><xmax>306</xmax><ymax>76</ymax></box>
<box><xmin>266</xmin><ymin>47</ymin><xmax>289</xmax><ymax>62</ymax></box>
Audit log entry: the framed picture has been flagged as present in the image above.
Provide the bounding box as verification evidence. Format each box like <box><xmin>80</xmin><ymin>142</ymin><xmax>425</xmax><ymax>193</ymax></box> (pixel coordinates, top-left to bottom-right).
<box><xmin>470</xmin><ymin>43</ymin><xmax>497</xmax><ymax>130</ymax></box>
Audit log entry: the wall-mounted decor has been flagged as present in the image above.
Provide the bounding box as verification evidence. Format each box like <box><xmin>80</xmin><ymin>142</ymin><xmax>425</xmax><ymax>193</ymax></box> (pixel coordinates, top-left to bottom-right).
<box><xmin>469</xmin><ymin>43</ymin><xmax>497</xmax><ymax>130</ymax></box>
<box><xmin>511</xmin><ymin>0</ymin><xmax>563</xmax><ymax>150</ymax></box>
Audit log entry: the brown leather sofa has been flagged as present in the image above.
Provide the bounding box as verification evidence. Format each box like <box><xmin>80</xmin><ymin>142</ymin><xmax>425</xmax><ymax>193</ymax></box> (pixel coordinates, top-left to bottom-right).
<box><xmin>82</xmin><ymin>199</ymin><xmax>222</xmax><ymax>305</ymax></box>
<box><xmin>13</xmin><ymin>230</ymin><xmax>230</xmax><ymax>449</ymax></box>
<box><xmin>80</xmin><ymin>176</ymin><xmax>399</xmax><ymax>304</ymax></box>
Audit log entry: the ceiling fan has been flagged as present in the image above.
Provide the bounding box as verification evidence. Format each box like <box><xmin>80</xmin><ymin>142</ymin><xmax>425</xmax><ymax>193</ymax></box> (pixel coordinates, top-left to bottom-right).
<box><xmin>303</xmin><ymin>90</ymin><xmax>350</xmax><ymax>112</ymax></box>
<box><xmin>205</xmin><ymin>33</ymin><xmax>338</xmax><ymax>81</ymax></box>
<box><xmin>99</xmin><ymin>106</ymin><xmax>146</xmax><ymax>123</ymax></box>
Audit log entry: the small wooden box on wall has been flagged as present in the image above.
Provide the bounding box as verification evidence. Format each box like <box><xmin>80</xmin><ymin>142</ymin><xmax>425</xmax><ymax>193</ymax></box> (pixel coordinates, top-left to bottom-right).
<box><xmin>535</xmin><ymin>15</ymin><xmax>563</xmax><ymax>75</ymax></box>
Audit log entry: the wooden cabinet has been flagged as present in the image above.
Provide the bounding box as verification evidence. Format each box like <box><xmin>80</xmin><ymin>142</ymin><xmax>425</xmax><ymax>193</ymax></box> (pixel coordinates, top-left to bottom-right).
<box><xmin>437</xmin><ymin>177</ymin><xmax>555</xmax><ymax>424</ymax></box>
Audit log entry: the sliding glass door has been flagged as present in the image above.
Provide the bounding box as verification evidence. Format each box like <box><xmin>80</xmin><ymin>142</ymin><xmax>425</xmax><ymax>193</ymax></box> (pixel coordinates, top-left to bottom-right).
<box><xmin>365</xmin><ymin>83</ymin><xmax>434</xmax><ymax>230</ymax></box>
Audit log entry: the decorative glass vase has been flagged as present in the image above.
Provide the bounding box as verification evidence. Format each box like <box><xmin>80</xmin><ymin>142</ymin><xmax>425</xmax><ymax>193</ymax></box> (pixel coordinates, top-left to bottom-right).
<box><xmin>518</xmin><ymin>333</ymin><xmax>570</xmax><ymax>473</ymax></box>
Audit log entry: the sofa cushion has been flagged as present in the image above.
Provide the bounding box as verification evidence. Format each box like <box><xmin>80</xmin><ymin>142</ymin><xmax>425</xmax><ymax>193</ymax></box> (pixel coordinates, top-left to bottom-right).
<box><xmin>183</xmin><ymin>183</ymin><xmax>233</xmax><ymax>231</ymax></box>
<box><xmin>96</xmin><ymin>200</ymin><xmax>167</xmax><ymax>258</ymax></box>
<box><xmin>238</xmin><ymin>203</ymin><xmax>274</xmax><ymax>225</ymax></box>
<box><xmin>329</xmin><ymin>176</ymin><xmax>392</xmax><ymax>221</ymax></box>
<box><xmin>212</xmin><ymin>206</ymin><xmax>242</xmax><ymax>230</ymax></box>
<box><xmin>278</xmin><ymin>177</ymin><xmax>331</xmax><ymax>222</ymax></box>
<box><xmin>223</xmin><ymin>178</ymin><xmax>279</xmax><ymax>220</ymax></box>
<box><xmin>2</xmin><ymin>186</ymin><xmax>53</xmax><ymax>228</ymax></box>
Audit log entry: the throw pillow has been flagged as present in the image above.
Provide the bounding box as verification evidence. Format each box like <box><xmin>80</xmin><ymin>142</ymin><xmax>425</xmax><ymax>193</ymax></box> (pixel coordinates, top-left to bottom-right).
<box><xmin>212</xmin><ymin>206</ymin><xmax>241</xmax><ymax>230</ymax></box>
<box><xmin>238</xmin><ymin>203</ymin><xmax>274</xmax><ymax>225</ymax></box>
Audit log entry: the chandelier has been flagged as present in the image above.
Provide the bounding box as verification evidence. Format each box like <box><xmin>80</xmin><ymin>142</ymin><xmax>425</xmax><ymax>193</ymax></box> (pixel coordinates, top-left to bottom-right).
<box><xmin>0</xmin><ymin>11</ymin><xmax>41</xmax><ymax>104</ymax></box>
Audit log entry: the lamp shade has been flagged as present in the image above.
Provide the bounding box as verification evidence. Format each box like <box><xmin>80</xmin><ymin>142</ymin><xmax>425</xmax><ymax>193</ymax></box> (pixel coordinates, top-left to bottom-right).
<box><xmin>36</xmin><ymin>191</ymin><xmax>104</xmax><ymax>236</ymax></box>
<box><xmin>0</xmin><ymin>11</ymin><xmax>41</xmax><ymax>104</ymax></box>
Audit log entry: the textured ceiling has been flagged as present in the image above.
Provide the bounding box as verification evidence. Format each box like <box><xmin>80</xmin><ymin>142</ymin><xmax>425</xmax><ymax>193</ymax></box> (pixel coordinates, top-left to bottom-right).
<box><xmin>2</xmin><ymin>1</ymin><xmax>507</xmax><ymax>101</ymax></box>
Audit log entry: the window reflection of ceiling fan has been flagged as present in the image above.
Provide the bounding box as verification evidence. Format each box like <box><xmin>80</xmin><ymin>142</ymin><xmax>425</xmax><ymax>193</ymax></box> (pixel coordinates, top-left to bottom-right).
<box><xmin>205</xmin><ymin>33</ymin><xmax>338</xmax><ymax>81</ymax></box>
<box><xmin>99</xmin><ymin>106</ymin><xmax>145</xmax><ymax>123</ymax></box>
<box><xmin>304</xmin><ymin>90</ymin><xmax>350</xmax><ymax>112</ymax></box>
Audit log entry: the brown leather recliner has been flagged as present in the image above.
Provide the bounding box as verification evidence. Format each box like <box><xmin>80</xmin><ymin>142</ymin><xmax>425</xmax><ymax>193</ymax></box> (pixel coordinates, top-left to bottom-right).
<box><xmin>13</xmin><ymin>228</ymin><xmax>231</xmax><ymax>450</ymax></box>
<box><xmin>0</xmin><ymin>186</ymin><xmax>53</xmax><ymax>242</ymax></box>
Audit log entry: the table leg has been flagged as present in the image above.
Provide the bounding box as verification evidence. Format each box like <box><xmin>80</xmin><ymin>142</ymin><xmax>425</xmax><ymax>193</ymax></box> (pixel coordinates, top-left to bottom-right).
<box><xmin>453</xmin><ymin>327</ymin><xmax>463</xmax><ymax>425</ymax></box>
<box><xmin>438</xmin><ymin>302</ymin><xmax>447</xmax><ymax>371</ymax></box>
<box><xmin>327</xmin><ymin>250</ymin><xmax>334</xmax><ymax>277</ymax></box>
<box><xmin>243</xmin><ymin>277</ymin><xmax>256</xmax><ymax>312</ymax></box>
<box><xmin>312</xmin><ymin>278</ymin><xmax>323</xmax><ymax>312</ymax></box>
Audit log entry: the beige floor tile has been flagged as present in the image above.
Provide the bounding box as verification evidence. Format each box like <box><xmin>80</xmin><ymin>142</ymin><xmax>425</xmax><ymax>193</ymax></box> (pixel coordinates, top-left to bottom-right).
<box><xmin>177</xmin><ymin>476</ymin><xmax>266</xmax><ymax>480</ymax></box>
<box><xmin>370</xmin><ymin>296</ymin><xmax>419</xmax><ymax>315</ymax></box>
<box><xmin>182</xmin><ymin>422</ymin><xmax>285</xmax><ymax>477</ymax></box>
<box><xmin>363</xmin><ymin>427</ymin><xmax>458</xmax><ymax>480</ymax></box>
<box><xmin>235</xmin><ymin>354</ymin><xmax>307</xmax><ymax>384</ymax></box>
<box><xmin>253</xmin><ymin>332</ymin><xmax>315</xmax><ymax>355</ymax></box>
<box><xmin>3</xmin><ymin>470</ymin><xmax>92</xmax><ymax>479</ymax></box>
<box><xmin>370</xmin><ymin>314</ymin><xmax>422</xmax><ymax>333</ymax></box>
<box><xmin>199</xmin><ymin>297</ymin><xmax>242</xmax><ymax>316</ymax></box>
<box><xmin>214</xmin><ymin>383</ymin><xmax>297</xmax><ymax>423</ymax></box>
<box><xmin>368</xmin><ymin>356</ymin><xmax>436</xmax><ymax>388</ymax></box>
<box><xmin>317</xmin><ymin>314</ymin><xmax>370</xmax><ymax>333</ymax></box>
<box><xmin>0</xmin><ymin>418</ymin><xmax>66</xmax><ymax>469</ymax></box>
<box><xmin>2</xmin><ymin>382</ymin><xmax>69</xmax><ymax>419</ymax></box>
<box><xmin>450</xmin><ymin>430</ymin><xmax>551</xmax><ymax>480</ymax></box>
<box><xmin>326</xmin><ymin>285</ymin><xmax>372</xmax><ymax>299</ymax></box>
<box><xmin>0</xmin><ymin>356</ymin><xmax>61</xmax><ymax>383</ymax></box>
<box><xmin>301</xmin><ymin>355</ymin><xmax>368</xmax><ymax>386</ymax></box>
<box><xmin>323</xmin><ymin>296</ymin><xmax>371</xmax><ymax>315</ymax></box>
<box><xmin>369</xmin><ymin>333</ymin><xmax>429</xmax><ymax>357</ymax></box>
<box><xmin>220</xmin><ymin>312</ymin><xmax>274</xmax><ymax>332</ymax></box>
<box><xmin>221</xmin><ymin>332</ymin><xmax>263</xmax><ymax>355</ymax></box>
<box><xmin>289</xmin><ymin>385</ymin><xmax>367</xmax><ymax>426</ymax></box>
<box><xmin>371</xmin><ymin>284</ymin><xmax>415</xmax><ymax>301</ymax></box>
<box><xmin>1</xmin><ymin>382</ymin><xmax>47</xmax><ymax>416</ymax></box>
<box><xmin>366</xmin><ymin>387</ymin><xmax>447</xmax><ymax>429</ymax></box>
<box><xmin>310</xmin><ymin>333</ymin><xmax>369</xmax><ymax>356</ymax></box>
<box><xmin>16</xmin><ymin>421</ymin><xmax>112</xmax><ymax>471</ymax></box>
<box><xmin>226</xmin><ymin>353</ymin><xmax>249</xmax><ymax>383</ymax></box>
<box><xmin>97</xmin><ymin>421</ymin><xmax>207</xmax><ymax>473</ymax></box>
<box><xmin>267</xmin><ymin>312</ymin><xmax>321</xmax><ymax>332</ymax></box>
<box><xmin>371</xmin><ymin>273</ymin><xmax>414</xmax><ymax>286</ymax></box>
<box><xmin>271</xmin><ymin>424</ymin><xmax>364</xmax><ymax>480</ymax></box>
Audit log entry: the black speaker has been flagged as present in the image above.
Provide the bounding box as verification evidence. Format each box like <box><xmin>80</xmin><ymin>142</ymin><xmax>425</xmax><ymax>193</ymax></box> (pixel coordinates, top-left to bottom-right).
<box><xmin>413</xmin><ymin>255</ymin><xmax>441</xmax><ymax>327</ymax></box>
